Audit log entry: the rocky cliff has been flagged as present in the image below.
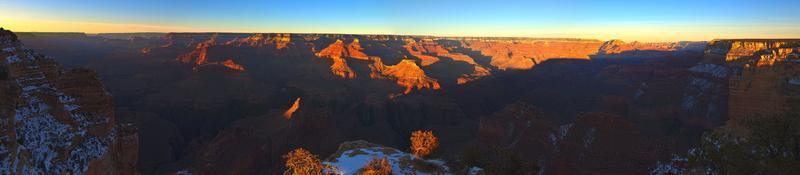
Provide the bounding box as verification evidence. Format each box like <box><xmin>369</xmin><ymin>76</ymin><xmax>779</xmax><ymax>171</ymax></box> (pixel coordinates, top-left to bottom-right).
<box><xmin>369</xmin><ymin>58</ymin><xmax>441</xmax><ymax>94</ymax></box>
<box><xmin>0</xmin><ymin>28</ymin><xmax>138</xmax><ymax>174</ymax></box>
<box><xmin>463</xmin><ymin>39</ymin><xmax>603</xmax><ymax>70</ymax></box>
<box><xmin>707</xmin><ymin>39</ymin><xmax>800</xmax><ymax>124</ymax></box>
<box><xmin>315</xmin><ymin>39</ymin><xmax>365</xmax><ymax>78</ymax></box>
<box><xmin>225</xmin><ymin>33</ymin><xmax>291</xmax><ymax>49</ymax></box>
<box><xmin>597</xmin><ymin>40</ymin><xmax>706</xmax><ymax>56</ymax></box>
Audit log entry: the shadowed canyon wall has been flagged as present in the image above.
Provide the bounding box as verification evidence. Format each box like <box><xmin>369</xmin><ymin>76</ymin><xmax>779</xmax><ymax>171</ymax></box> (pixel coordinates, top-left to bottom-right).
<box><xmin>1</xmin><ymin>28</ymin><xmax>138</xmax><ymax>174</ymax></box>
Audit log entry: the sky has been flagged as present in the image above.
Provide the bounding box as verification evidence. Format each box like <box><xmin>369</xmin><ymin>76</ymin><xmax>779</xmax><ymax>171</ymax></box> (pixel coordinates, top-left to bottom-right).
<box><xmin>1</xmin><ymin>0</ymin><xmax>799</xmax><ymax>42</ymax></box>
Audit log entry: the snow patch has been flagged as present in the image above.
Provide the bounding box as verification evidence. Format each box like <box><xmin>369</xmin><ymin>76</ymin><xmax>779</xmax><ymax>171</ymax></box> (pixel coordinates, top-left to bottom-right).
<box><xmin>468</xmin><ymin>167</ymin><xmax>484</xmax><ymax>175</ymax></box>
<box><xmin>3</xmin><ymin>47</ymin><xmax>15</xmax><ymax>52</ymax></box>
<box><xmin>789</xmin><ymin>77</ymin><xmax>800</xmax><ymax>85</ymax></box>
<box><xmin>681</xmin><ymin>95</ymin><xmax>696</xmax><ymax>111</ymax></box>
<box><xmin>325</xmin><ymin>147</ymin><xmax>450</xmax><ymax>175</ymax></box>
<box><xmin>549</xmin><ymin>123</ymin><xmax>573</xmax><ymax>151</ymax></box>
<box><xmin>583</xmin><ymin>128</ymin><xmax>596</xmax><ymax>148</ymax></box>
<box><xmin>649</xmin><ymin>154</ymin><xmax>687</xmax><ymax>175</ymax></box>
<box><xmin>1</xmin><ymin>51</ymin><xmax>116</xmax><ymax>174</ymax></box>
<box><xmin>5</xmin><ymin>54</ymin><xmax>20</xmax><ymax>63</ymax></box>
<box><xmin>689</xmin><ymin>63</ymin><xmax>728</xmax><ymax>78</ymax></box>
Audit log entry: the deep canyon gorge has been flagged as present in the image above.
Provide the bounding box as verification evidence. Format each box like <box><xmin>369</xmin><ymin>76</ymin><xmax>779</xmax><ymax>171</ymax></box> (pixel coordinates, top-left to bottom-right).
<box><xmin>2</xmin><ymin>28</ymin><xmax>799</xmax><ymax>174</ymax></box>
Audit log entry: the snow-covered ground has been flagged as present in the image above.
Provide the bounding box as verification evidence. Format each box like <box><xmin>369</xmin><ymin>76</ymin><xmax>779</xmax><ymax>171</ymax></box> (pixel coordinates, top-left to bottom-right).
<box><xmin>689</xmin><ymin>63</ymin><xmax>728</xmax><ymax>78</ymax></box>
<box><xmin>1</xmin><ymin>46</ymin><xmax>116</xmax><ymax>174</ymax></box>
<box><xmin>324</xmin><ymin>146</ymin><xmax>451</xmax><ymax>175</ymax></box>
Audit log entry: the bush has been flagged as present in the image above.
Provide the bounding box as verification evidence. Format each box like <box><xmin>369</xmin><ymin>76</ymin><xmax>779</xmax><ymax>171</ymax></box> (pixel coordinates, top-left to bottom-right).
<box><xmin>361</xmin><ymin>156</ymin><xmax>392</xmax><ymax>175</ymax></box>
<box><xmin>283</xmin><ymin>148</ymin><xmax>339</xmax><ymax>175</ymax></box>
<box><xmin>410</xmin><ymin>130</ymin><xmax>438</xmax><ymax>158</ymax></box>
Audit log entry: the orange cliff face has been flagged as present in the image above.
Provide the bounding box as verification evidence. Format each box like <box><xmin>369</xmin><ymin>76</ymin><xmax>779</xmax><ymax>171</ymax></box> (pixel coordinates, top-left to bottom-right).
<box><xmin>225</xmin><ymin>33</ymin><xmax>292</xmax><ymax>49</ymax></box>
<box><xmin>221</xmin><ymin>59</ymin><xmax>246</xmax><ymax>71</ymax></box>
<box><xmin>708</xmin><ymin>39</ymin><xmax>800</xmax><ymax>124</ymax></box>
<box><xmin>370</xmin><ymin>58</ymin><xmax>441</xmax><ymax>94</ymax></box>
<box><xmin>463</xmin><ymin>39</ymin><xmax>603</xmax><ymax>70</ymax></box>
<box><xmin>315</xmin><ymin>39</ymin><xmax>369</xmax><ymax>79</ymax></box>
<box><xmin>402</xmin><ymin>39</ymin><xmax>491</xmax><ymax>84</ymax></box>
<box><xmin>283</xmin><ymin>97</ymin><xmax>301</xmax><ymax>119</ymax></box>
<box><xmin>596</xmin><ymin>39</ymin><xmax>702</xmax><ymax>55</ymax></box>
<box><xmin>140</xmin><ymin>47</ymin><xmax>151</xmax><ymax>54</ymax></box>
<box><xmin>177</xmin><ymin>35</ymin><xmax>217</xmax><ymax>65</ymax></box>
<box><xmin>346</xmin><ymin>38</ymin><xmax>370</xmax><ymax>60</ymax></box>
<box><xmin>403</xmin><ymin>39</ymin><xmax>440</xmax><ymax>66</ymax></box>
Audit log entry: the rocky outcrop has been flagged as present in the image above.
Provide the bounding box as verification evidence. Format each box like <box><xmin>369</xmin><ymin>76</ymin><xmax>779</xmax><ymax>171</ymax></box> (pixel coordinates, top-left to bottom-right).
<box><xmin>140</xmin><ymin>47</ymin><xmax>151</xmax><ymax>54</ymax></box>
<box><xmin>220</xmin><ymin>59</ymin><xmax>245</xmax><ymax>71</ymax></box>
<box><xmin>463</xmin><ymin>39</ymin><xmax>603</xmax><ymax>70</ymax></box>
<box><xmin>0</xmin><ymin>28</ymin><xmax>137</xmax><ymax>174</ymax></box>
<box><xmin>402</xmin><ymin>39</ymin><xmax>491</xmax><ymax>84</ymax></box>
<box><xmin>346</xmin><ymin>38</ymin><xmax>369</xmax><ymax>60</ymax></box>
<box><xmin>177</xmin><ymin>35</ymin><xmax>216</xmax><ymax>65</ymax></box>
<box><xmin>225</xmin><ymin>33</ymin><xmax>291</xmax><ymax>49</ymax></box>
<box><xmin>369</xmin><ymin>58</ymin><xmax>441</xmax><ymax>94</ymax></box>
<box><xmin>706</xmin><ymin>39</ymin><xmax>800</xmax><ymax>62</ymax></box>
<box><xmin>708</xmin><ymin>40</ymin><xmax>800</xmax><ymax>124</ymax></box>
<box><xmin>315</xmin><ymin>39</ymin><xmax>370</xmax><ymax>78</ymax></box>
<box><xmin>597</xmin><ymin>40</ymin><xmax>705</xmax><ymax>56</ymax></box>
<box><xmin>283</xmin><ymin>97</ymin><xmax>301</xmax><ymax>119</ymax></box>
<box><xmin>402</xmin><ymin>39</ymin><xmax>441</xmax><ymax>66</ymax></box>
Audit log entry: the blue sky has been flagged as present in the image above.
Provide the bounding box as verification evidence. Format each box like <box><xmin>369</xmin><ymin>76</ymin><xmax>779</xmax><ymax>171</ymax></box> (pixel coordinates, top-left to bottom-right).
<box><xmin>1</xmin><ymin>0</ymin><xmax>798</xmax><ymax>41</ymax></box>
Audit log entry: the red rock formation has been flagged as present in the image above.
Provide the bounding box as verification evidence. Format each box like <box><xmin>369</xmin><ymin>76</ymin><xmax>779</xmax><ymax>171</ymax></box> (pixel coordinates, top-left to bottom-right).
<box><xmin>220</xmin><ymin>59</ymin><xmax>246</xmax><ymax>71</ymax></box>
<box><xmin>283</xmin><ymin>97</ymin><xmax>301</xmax><ymax>119</ymax></box>
<box><xmin>402</xmin><ymin>39</ymin><xmax>491</xmax><ymax>84</ymax></box>
<box><xmin>315</xmin><ymin>39</ymin><xmax>369</xmax><ymax>60</ymax></box>
<box><xmin>0</xmin><ymin>28</ymin><xmax>138</xmax><ymax>174</ymax></box>
<box><xmin>709</xmin><ymin>40</ymin><xmax>800</xmax><ymax>124</ymax></box>
<box><xmin>346</xmin><ymin>38</ymin><xmax>369</xmax><ymax>60</ymax></box>
<box><xmin>330</xmin><ymin>57</ymin><xmax>356</xmax><ymax>79</ymax></box>
<box><xmin>225</xmin><ymin>33</ymin><xmax>291</xmax><ymax>49</ymax></box>
<box><xmin>464</xmin><ymin>39</ymin><xmax>603</xmax><ymax>70</ymax></box>
<box><xmin>140</xmin><ymin>47</ymin><xmax>151</xmax><ymax>54</ymax></box>
<box><xmin>177</xmin><ymin>35</ymin><xmax>216</xmax><ymax>65</ymax></box>
<box><xmin>315</xmin><ymin>39</ymin><xmax>370</xmax><ymax>78</ymax></box>
<box><xmin>403</xmin><ymin>39</ymin><xmax>440</xmax><ymax>66</ymax></box>
<box><xmin>369</xmin><ymin>58</ymin><xmax>440</xmax><ymax>94</ymax></box>
<box><xmin>597</xmin><ymin>40</ymin><xmax>700</xmax><ymax>55</ymax></box>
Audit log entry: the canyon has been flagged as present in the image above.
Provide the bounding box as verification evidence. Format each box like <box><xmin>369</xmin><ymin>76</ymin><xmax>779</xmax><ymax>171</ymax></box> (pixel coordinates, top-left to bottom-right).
<box><xmin>5</xmin><ymin>29</ymin><xmax>798</xmax><ymax>174</ymax></box>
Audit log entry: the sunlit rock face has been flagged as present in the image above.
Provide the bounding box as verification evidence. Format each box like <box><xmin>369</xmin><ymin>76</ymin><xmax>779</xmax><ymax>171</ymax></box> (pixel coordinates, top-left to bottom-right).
<box><xmin>283</xmin><ymin>97</ymin><xmax>301</xmax><ymax>119</ymax></box>
<box><xmin>403</xmin><ymin>39</ymin><xmax>441</xmax><ymax>66</ymax></box>
<box><xmin>597</xmin><ymin>40</ymin><xmax>706</xmax><ymax>56</ymax></box>
<box><xmin>463</xmin><ymin>39</ymin><xmax>604</xmax><ymax>70</ymax></box>
<box><xmin>0</xmin><ymin>28</ymin><xmax>138</xmax><ymax>174</ymax></box>
<box><xmin>707</xmin><ymin>39</ymin><xmax>800</xmax><ymax>123</ymax></box>
<box><xmin>315</xmin><ymin>39</ymin><xmax>366</xmax><ymax>78</ymax></box>
<box><xmin>220</xmin><ymin>59</ymin><xmax>245</xmax><ymax>71</ymax></box>
<box><xmin>177</xmin><ymin>35</ymin><xmax>216</xmax><ymax>65</ymax></box>
<box><xmin>225</xmin><ymin>33</ymin><xmax>292</xmax><ymax>49</ymax></box>
<box><xmin>401</xmin><ymin>38</ymin><xmax>491</xmax><ymax>84</ymax></box>
<box><xmin>370</xmin><ymin>58</ymin><xmax>440</xmax><ymax>94</ymax></box>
